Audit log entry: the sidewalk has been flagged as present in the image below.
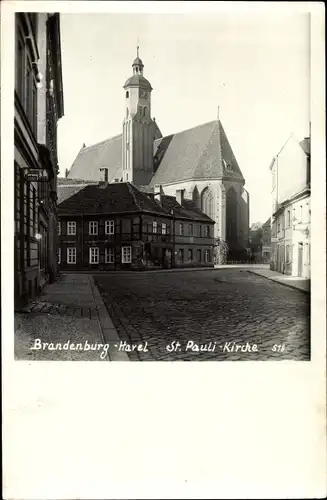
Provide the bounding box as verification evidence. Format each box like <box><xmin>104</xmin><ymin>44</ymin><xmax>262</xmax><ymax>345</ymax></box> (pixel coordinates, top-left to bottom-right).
<box><xmin>247</xmin><ymin>268</ymin><xmax>310</xmax><ymax>293</ymax></box>
<box><xmin>14</xmin><ymin>274</ymin><xmax>128</xmax><ymax>361</ymax></box>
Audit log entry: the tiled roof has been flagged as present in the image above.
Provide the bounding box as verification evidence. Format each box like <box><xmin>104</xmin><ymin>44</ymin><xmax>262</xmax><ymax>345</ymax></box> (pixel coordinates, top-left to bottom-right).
<box><xmin>66</xmin><ymin>119</ymin><xmax>244</xmax><ymax>188</ymax></box>
<box><xmin>150</xmin><ymin>120</ymin><xmax>244</xmax><ymax>186</ymax></box>
<box><xmin>57</xmin><ymin>181</ymin><xmax>214</xmax><ymax>224</ymax></box>
<box><xmin>67</xmin><ymin>135</ymin><xmax>122</xmax><ymax>182</ymax></box>
<box><xmin>160</xmin><ymin>195</ymin><xmax>214</xmax><ymax>222</ymax></box>
<box><xmin>58</xmin><ymin>182</ymin><xmax>169</xmax><ymax>216</ymax></box>
<box><xmin>124</xmin><ymin>74</ymin><xmax>152</xmax><ymax>90</ymax></box>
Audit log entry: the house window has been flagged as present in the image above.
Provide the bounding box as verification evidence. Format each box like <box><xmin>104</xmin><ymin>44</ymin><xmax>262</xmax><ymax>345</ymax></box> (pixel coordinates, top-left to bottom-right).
<box><xmin>277</xmin><ymin>222</ymin><xmax>280</xmax><ymax>233</ymax></box>
<box><xmin>162</xmin><ymin>223</ymin><xmax>167</xmax><ymax>235</ymax></box>
<box><xmin>105</xmin><ymin>247</ymin><xmax>114</xmax><ymax>264</ymax></box>
<box><xmin>204</xmin><ymin>249</ymin><xmax>211</xmax><ymax>262</ymax></box>
<box><xmin>126</xmin><ymin>91</ymin><xmax>129</xmax><ymax>98</ymax></box>
<box><xmin>67</xmin><ymin>221</ymin><xmax>76</xmax><ymax>235</ymax></box>
<box><xmin>204</xmin><ymin>225</ymin><xmax>210</xmax><ymax>237</ymax></box>
<box><xmin>287</xmin><ymin>210</ymin><xmax>291</xmax><ymax>227</ymax></box>
<box><xmin>89</xmin><ymin>221</ymin><xmax>98</xmax><ymax>235</ymax></box>
<box><xmin>188</xmin><ymin>224</ymin><xmax>193</xmax><ymax>236</ymax></box>
<box><xmin>143</xmin><ymin>107</ymin><xmax>147</xmax><ymax>116</ymax></box>
<box><xmin>57</xmin><ymin>248</ymin><xmax>61</xmax><ymax>264</ymax></box>
<box><xmin>153</xmin><ymin>221</ymin><xmax>157</xmax><ymax>233</ymax></box>
<box><xmin>105</xmin><ymin>220</ymin><xmax>115</xmax><ymax>235</ymax></box>
<box><xmin>197</xmin><ymin>249</ymin><xmax>202</xmax><ymax>262</ymax></box>
<box><xmin>122</xmin><ymin>246</ymin><xmax>132</xmax><ymax>263</ymax></box>
<box><xmin>67</xmin><ymin>247</ymin><xmax>76</xmax><ymax>264</ymax></box>
<box><xmin>58</xmin><ymin>221</ymin><xmax>61</xmax><ymax>235</ymax></box>
<box><xmin>178</xmin><ymin>249</ymin><xmax>184</xmax><ymax>262</ymax></box>
<box><xmin>188</xmin><ymin>249</ymin><xmax>193</xmax><ymax>261</ymax></box>
<box><xmin>300</xmin><ymin>205</ymin><xmax>303</xmax><ymax>220</ymax></box>
<box><xmin>89</xmin><ymin>247</ymin><xmax>99</xmax><ymax>264</ymax></box>
<box><xmin>179</xmin><ymin>223</ymin><xmax>184</xmax><ymax>235</ymax></box>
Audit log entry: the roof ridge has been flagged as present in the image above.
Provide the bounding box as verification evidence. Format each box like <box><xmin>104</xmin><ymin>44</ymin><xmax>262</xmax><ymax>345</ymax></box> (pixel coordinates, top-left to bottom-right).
<box><xmin>126</xmin><ymin>182</ymin><xmax>141</xmax><ymax>211</ymax></box>
<box><xmin>80</xmin><ymin>134</ymin><xmax>122</xmax><ymax>152</ymax></box>
<box><xmin>160</xmin><ymin>120</ymin><xmax>216</xmax><ymax>141</ymax></box>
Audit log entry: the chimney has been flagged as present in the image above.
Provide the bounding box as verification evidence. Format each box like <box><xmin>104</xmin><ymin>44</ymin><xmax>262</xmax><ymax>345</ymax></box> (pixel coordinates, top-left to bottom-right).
<box><xmin>65</xmin><ymin>168</ymin><xmax>69</xmax><ymax>178</ymax></box>
<box><xmin>176</xmin><ymin>189</ymin><xmax>184</xmax><ymax>205</ymax></box>
<box><xmin>154</xmin><ymin>184</ymin><xmax>163</xmax><ymax>205</ymax></box>
<box><xmin>99</xmin><ymin>167</ymin><xmax>109</xmax><ymax>182</ymax></box>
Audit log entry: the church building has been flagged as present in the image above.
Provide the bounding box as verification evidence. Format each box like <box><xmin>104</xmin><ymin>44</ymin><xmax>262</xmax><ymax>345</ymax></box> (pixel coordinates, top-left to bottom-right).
<box><xmin>66</xmin><ymin>49</ymin><xmax>250</xmax><ymax>256</ymax></box>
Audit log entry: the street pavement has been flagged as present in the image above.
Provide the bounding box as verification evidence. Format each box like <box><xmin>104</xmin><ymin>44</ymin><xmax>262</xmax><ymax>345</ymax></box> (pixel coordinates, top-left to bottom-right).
<box><xmin>94</xmin><ymin>268</ymin><xmax>310</xmax><ymax>361</ymax></box>
<box><xmin>14</xmin><ymin>274</ymin><xmax>125</xmax><ymax>361</ymax></box>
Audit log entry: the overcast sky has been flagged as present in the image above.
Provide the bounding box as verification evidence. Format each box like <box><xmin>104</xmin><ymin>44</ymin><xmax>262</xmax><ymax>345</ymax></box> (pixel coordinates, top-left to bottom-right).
<box><xmin>57</xmin><ymin>11</ymin><xmax>310</xmax><ymax>224</ymax></box>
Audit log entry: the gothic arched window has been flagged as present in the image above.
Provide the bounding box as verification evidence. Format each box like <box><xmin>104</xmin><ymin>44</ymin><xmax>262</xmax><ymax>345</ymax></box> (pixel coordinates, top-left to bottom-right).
<box><xmin>192</xmin><ymin>186</ymin><xmax>200</xmax><ymax>209</ymax></box>
<box><xmin>201</xmin><ymin>187</ymin><xmax>214</xmax><ymax>221</ymax></box>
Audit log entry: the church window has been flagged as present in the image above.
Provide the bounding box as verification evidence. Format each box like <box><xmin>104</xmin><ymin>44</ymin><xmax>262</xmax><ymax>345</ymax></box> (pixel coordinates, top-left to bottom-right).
<box><xmin>126</xmin><ymin>91</ymin><xmax>129</xmax><ymax>98</ymax></box>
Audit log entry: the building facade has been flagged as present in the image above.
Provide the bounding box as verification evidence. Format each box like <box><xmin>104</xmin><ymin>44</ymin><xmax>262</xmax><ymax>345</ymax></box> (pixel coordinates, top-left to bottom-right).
<box><xmin>57</xmin><ymin>181</ymin><xmax>215</xmax><ymax>271</ymax></box>
<box><xmin>65</xmin><ymin>50</ymin><xmax>249</xmax><ymax>258</ymax></box>
<box><xmin>270</xmin><ymin>134</ymin><xmax>310</xmax><ymax>278</ymax></box>
<box><xmin>14</xmin><ymin>13</ymin><xmax>64</xmax><ymax>306</ymax></box>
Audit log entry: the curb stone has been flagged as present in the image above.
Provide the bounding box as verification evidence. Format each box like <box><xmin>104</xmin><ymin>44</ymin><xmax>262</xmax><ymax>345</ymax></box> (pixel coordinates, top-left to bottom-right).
<box><xmin>89</xmin><ymin>276</ymin><xmax>129</xmax><ymax>361</ymax></box>
<box><xmin>247</xmin><ymin>270</ymin><xmax>310</xmax><ymax>294</ymax></box>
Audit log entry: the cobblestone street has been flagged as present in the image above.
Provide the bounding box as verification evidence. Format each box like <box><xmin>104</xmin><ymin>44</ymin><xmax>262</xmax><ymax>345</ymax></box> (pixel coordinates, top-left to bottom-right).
<box><xmin>94</xmin><ymin>269</ymin><xmax>310</xmax><ymax>361</ymax></box>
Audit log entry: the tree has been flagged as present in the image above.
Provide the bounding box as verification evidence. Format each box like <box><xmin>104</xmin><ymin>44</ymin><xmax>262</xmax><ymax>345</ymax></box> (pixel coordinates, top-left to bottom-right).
<box><xmin>213</xmin><ymin>238</ymin><xmax>229</xmax><ymax>265</ymax></box>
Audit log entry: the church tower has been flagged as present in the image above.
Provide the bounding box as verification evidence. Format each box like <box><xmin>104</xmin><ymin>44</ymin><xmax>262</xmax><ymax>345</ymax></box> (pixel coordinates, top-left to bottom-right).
<box><xmin>122</xmin><ymin>48</ymin><xmax>161</xmax><ymax>185</ymax></box>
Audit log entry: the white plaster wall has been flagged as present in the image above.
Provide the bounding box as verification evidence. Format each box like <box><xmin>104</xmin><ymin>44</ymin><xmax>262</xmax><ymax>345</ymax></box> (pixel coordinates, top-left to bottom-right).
<box><xmin>290</xmin><ymin>195</ymin><xmax>311</xmax><ymax>278</ymax></box>
<box><xmin>276</xmin><ymin>136</ymin><xmax>308</xmax><ymax>204</ymax></box>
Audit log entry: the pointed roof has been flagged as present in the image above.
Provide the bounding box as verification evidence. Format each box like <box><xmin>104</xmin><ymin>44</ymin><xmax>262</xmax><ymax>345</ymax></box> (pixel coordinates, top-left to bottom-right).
<box><xmin>67</xmin><ymin>134</ymin><xmax>122</xmax><ymax>182</ymax></box>
<box><xmin>150</xmin><ymin>120</ymin><xmax>244</xmax><ymax>186</ymax></box>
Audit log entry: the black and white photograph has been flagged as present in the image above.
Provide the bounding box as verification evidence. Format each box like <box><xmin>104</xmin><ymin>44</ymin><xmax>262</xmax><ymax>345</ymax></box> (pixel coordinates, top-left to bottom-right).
<box><xmin>13</xmin><ymin>8</ymin><xmax>313</xmax><ymax>362</ymax></box>
<box><xmin>2</xmin><ymin>2</ymin><xmax>326</xmax><ymax>499</ymax></box>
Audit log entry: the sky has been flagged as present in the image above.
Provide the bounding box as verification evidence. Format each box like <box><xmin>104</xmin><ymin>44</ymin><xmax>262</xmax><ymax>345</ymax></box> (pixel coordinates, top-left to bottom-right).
<box><xmin>57</xmin><ymin>11</ymin><xmax>310</xmax><ymax>224</ymax></box>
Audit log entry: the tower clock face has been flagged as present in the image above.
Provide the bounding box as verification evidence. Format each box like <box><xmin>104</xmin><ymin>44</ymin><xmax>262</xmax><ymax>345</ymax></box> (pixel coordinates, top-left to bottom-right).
<box><xmin>139</xmin><ymin>89</ymin><xmax>148</xmax><ymax>99</ymax></box>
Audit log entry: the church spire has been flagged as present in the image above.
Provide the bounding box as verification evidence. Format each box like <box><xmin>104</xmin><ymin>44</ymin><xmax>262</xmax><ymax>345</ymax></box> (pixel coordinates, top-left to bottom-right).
<box><xmin>132</xmin><ymin>43</ymin><xmax>144</xmax><ymax>75</ymax></box>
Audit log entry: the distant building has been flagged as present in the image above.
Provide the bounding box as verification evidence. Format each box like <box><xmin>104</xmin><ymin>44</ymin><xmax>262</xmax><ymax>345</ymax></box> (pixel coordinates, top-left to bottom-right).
<box><xmin>65</xmin><ymin>49</ymin><xmax>249</xmax><ymax>257</ymax></box>
<box><xmin>270</xmin><ymin>134</ymin><xmax>310</xmax><ymax>278</ymax></box>
<box><xmin>14</xmin><ymin>13</ymin><xmax>64</xmax><ymax>305</ymax></box>
<box><xmin>261</xmin><ymin>218</ymin><xmax>271</xmax><ymax>263</ymax></box>
<box><xmin>57</xmin><ymin>180</ymin><xmax>215</xmax><ymax>271</ymax></box>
